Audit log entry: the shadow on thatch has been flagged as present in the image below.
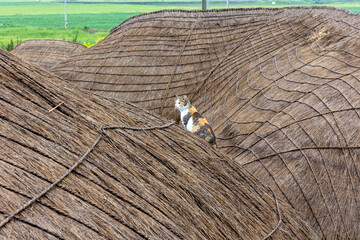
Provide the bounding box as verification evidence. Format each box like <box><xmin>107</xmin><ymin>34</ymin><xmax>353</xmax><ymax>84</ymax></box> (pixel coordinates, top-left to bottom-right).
<box><xmin>11</xmin><ymin>39</ymin><xmax>86</xmax><ymax>70</ymax></box>
<box><xmin>0</xmin><ymin>49</ymin><xmax>319</xmax><ymax>239</ymax></box>
<box><xmin>53</xmin><ymin>7</ymin><xmax>360</xmax><ymax>238</ymax></box>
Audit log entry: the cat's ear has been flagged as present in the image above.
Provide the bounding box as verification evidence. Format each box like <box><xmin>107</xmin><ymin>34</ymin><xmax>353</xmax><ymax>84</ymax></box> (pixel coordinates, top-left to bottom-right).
<box><xmin>183</xmin><ymin>95</ymin><xmax>188</xmax><ymax>99</ymax></box>
<box><xmin>176</xmin><ymin>94</ymin><xmax>179</xmax><ymax>99</ymax></box>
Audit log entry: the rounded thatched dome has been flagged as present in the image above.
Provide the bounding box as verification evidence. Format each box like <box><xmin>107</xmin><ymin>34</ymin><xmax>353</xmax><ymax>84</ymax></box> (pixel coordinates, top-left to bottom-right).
<box><xmin>11</xmin><ymin>39</ymin><xmax>86</xmax><ymax>70</ymax></box>
<box><xmin>53</xmin><ymin>7</ymin><xmax>360</xmax><ymax>239</ymax></box>
<box><xmin>0</xmin><ymin>49</ymin><xmax>318</xmax><ymax>239</ymax></box>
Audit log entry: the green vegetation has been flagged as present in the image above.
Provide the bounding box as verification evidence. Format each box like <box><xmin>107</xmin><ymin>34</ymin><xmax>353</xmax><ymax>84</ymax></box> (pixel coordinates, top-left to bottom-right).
<box><xmin>0</xmin><ymin>1</ymin><xmax>359</xmax><ymax>51</ymax></box>
<box><xmin>0</xmin><ymin>2</ymin><xmax>203</xmax><ymax>50</ymax></box>
<box><xmin>0</xmin><ymin>2</ymin><xmax>202</xmax><ymax>16</ymax></box>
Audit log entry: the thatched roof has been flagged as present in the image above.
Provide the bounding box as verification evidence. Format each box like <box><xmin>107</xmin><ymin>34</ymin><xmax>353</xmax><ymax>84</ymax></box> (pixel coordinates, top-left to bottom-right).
<box><xmin>11</xmin><ymin>39</ymin><xmax>86</xmax><ymax>70</ymax></box>
<box><xmin>0</xmin><ymin>48</ymin><xmax>319</xmax><ymax>239</ymax></box>
<box><xmin>53</xmin><ymin>7</ymin><xmax>360</xmax><ymax>238</ymax></box>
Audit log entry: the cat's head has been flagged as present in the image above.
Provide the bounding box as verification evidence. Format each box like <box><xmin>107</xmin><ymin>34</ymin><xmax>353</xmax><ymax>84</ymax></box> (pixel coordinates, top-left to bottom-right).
<box><xmin>175</xmin><ymin>95</ymin><xmax>190</xmax><ymax>111</ymax></box>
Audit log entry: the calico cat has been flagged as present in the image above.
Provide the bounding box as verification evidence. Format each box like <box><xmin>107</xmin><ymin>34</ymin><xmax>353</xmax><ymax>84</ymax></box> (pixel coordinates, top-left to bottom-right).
<box><xmin>175</xmin><ymin>95</ymin><xmax>216</xmax><ymax>148</ymax></box>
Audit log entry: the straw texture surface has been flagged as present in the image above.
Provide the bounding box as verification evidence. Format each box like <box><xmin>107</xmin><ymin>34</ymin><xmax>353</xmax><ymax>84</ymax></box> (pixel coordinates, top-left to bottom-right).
<box><xmin>0</xmin><ymin>49</ymin><xmax>319</xmax><ymax>239</ymax></box>
<box><xmin>11</xmin><ymin>39</ymin><xmax>86</xmax><ymax>70</ymax></box>
<box><xmin>54</xmin><ymin>7</ymin><xmax>360</xmax><ymax>239</ymax></box>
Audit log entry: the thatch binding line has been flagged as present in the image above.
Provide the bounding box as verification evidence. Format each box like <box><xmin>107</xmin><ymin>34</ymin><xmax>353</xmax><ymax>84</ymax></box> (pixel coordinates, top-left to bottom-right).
<box><xmin>0</xmin><ymin>136</ymin><xmax>102</xmax><ymax>230</ymax></box>
<box><xmin>1</xmin><ymin>49</ymin><xmax>319</xmax><ymax>239</ymax></box>
<box><xmin>261</xmin><ymin>188</ymin><xmax>281</xmax><ymax>240</ymax></box>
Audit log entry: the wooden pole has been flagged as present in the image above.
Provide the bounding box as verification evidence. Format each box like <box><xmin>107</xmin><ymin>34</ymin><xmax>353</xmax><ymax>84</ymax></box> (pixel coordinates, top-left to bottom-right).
<box><xmin>65</xmin><ymin>0</ymin><xmax>68</xmax><ymax>29</ymax></box>
<box><xmin>202</xmin><ymin>0</ymin><xmax>207</xmax><ymax>10</ymax></box>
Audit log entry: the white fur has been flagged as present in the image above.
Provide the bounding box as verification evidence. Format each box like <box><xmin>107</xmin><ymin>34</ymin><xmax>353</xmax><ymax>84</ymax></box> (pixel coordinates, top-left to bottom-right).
<box><xmin>179</xmin><ymin>108</ymin><xmax>188</xmax><ymax>120</ymax></box>
<box><xmin>186</xmin><ymin>117</ymin><xmax>193</xmax><ymax>132</ymax></box>
<box><xmin>175</xmin><ymin>100</ymin><xmax>192</xmax><ymax>131</ymax></box>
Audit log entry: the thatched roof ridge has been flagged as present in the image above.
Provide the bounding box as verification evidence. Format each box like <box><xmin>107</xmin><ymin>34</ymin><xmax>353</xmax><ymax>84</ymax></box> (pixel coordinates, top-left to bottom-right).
<box><xmin>13</xmin><ymin>39</ymin><xmax>85</xmax><ymax>51</ymax></box>
<box><xmin>0</xmin><ymin>49</ymin><xmax>318</xmax><ymax>239</ymax></box>
<box><xmin>53</xmin><ymin>7</ymin><xmax>360</xmax><ymax>238</ymax></box>
<box><xmin>11</xmin><ymin>39</ymin><xmax>86</xmax><ymax>70</ymax></box>
<box><xmin>110</xmin><ymin>6</ymin><xmax>359</xmax><ymax>34</ymax></box>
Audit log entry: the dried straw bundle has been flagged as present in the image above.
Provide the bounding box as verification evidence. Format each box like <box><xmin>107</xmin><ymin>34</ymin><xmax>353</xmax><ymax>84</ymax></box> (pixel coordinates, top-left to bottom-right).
<box><xmin>11</xmin><ymin>39</ymin><xmax>86</xmax><ymax>70</ymax></box>
<box><xmin>53</xmin><ymin>7</ymin><xmax>360</xmax><ymax>238</ymax></box>
<box><xmin>0</xmin><ymin>49</ymin><xmax>318</xmax><ymax>239</ymax></box>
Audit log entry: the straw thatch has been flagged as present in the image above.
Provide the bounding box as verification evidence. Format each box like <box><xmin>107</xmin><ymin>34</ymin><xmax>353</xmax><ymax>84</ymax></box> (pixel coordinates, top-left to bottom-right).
<box><xmin>11</xmin><ymin>39</ymin><xmax>86</xmax><ymax>70</ymax></box>
<box><xmin>53</xmin><ymin>7</ymin><xmax>360</xmax><ymax>238</ymax></box>
<box><xmin>0</xmin><ymin>48</ymin><xmax>319</xmax><ymax>239</ymax></box>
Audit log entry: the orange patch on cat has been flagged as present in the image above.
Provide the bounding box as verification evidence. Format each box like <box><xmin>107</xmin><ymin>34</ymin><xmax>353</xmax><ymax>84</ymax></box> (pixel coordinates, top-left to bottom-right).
<box><xmin>198</xmin><ymin>118</ymin><xmax>209</xmax><ymax>125</ymax></box>
<box><xmin>189</xmin><ymin>107</ymin><xmax>197</xmax><ymax>114</ymax></box>
<box><xmin>192</xmin><ymin>125</ymin><xmax>200</xmax><ymax>132</ymax></box>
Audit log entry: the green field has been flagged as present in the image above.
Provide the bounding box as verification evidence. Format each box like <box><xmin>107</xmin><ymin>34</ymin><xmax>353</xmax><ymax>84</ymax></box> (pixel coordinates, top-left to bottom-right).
<box><xmin>0</xmin><ymin>1</ymin><xmax>359</xmax><ymax>51</ymax></box>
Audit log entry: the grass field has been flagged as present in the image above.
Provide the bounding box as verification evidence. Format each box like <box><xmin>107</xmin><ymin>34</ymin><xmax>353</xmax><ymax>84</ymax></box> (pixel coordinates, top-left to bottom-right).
<box><xmin>0</xmin><ymin>1</ymin><xmax>359</xmax><ymax>51</ymax></box>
